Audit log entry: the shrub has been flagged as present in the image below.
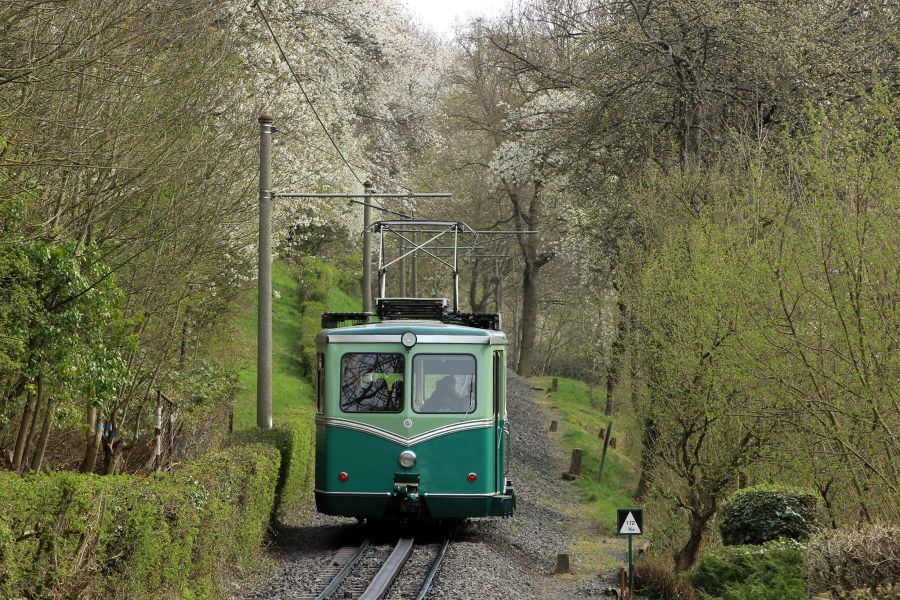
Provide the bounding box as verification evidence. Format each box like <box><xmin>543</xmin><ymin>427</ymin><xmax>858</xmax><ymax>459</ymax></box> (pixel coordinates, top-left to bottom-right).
<box><xmin>805</xmin><ymin>524</ymin><xmax>900</xmax><ymax>596</ymax></box>
<box><xmin>635</xmin><ymin>557</ymin><xmax>697</xmax><ymax>600</ymax></box>
<box><xmin>0</xmin><ymin>442</ymin><xmax>280</xmax><ymax>599</ymax></box>
<box><xmin>813</xmin><ymin>583</ymin><xmax>900</xmax><ymax>599</ymax></box>
<box><xmin>719</xmin><ymin>486</ymin><xmax>821</xmax><ymax>545</ymax></box>
<box><xmin>230</xmin><ymin>407</ymin><xmax>316</xmax><ymax>525</ymax></box>
<box><xmin>689</xmin><ymin>539</ymin><xmax>807</xmax><ymax>599</ymax></box>
<box><xmin>175</xmin><ymin>443</ymin><xmax>280</xmax><ymax>575</ymax></box>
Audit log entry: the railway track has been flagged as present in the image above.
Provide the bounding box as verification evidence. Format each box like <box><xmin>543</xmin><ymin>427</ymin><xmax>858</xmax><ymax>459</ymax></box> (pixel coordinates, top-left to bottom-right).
<box><xmin>304</xmin><ymin>534</ymin><xmax>450</xmax><ymax>600</ymax></box>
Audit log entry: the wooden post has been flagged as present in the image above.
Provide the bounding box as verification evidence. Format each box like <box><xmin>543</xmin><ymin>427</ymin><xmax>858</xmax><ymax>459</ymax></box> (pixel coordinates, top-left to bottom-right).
<box><xmin>551</xmin><ymin>377</ymin><xmax>558</xmax><ymax>392</ymax></box>
<box><xmin>619</xmin><ymin>567</ymin><xmax>628</xmax><ymax>599</ymax></box>
<box><xmin>167</xmin><ymin>401</ymin><xmax>176</xmax><ymax>468</ymax></box>
<box><xmin>549</xmin><ymin>420</ymin><xmax>558</xmax><ymax>432</ymax></box>
<box><xmin>597</xmin><ymin>421</ymin><xmax>613</xmax><ymax>482</ymax></box>
<box><xmin>566</xmin><ymin>448</ymin><xmax>583</xmax><ymax>477</ymax></box>
<box><xmin>554</xmin><ymin>553</ymin><xmax>570</xmax><ymax>574</ymax></box>
<box><xmin>228</xmin><ymin>410</ymin><xmax>234</xmax><ymax>434</ymax></box>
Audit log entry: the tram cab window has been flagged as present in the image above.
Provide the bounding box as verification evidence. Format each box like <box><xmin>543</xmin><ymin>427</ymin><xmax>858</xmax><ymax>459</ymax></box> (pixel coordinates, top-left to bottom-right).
<box><xmin>413</xmin><ymin>355</ymin><xmax>476</xmax><ymax>414</ymax></box>
<box><xmin>340</xmin><ymin>353</ymin><xmax>404</xmax><ymax>413</ymax></box>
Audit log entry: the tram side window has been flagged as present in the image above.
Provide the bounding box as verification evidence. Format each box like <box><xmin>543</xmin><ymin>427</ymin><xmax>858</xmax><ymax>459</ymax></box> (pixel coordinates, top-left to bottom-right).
<box><xmin>340</xmin><ymin>353</ymin><xmax>404</xmax><ymax>413</ymax></box>
<box><xmin>413</xmin><ymin>355</ymin><xmax>476</xmax><ymax>414</ymax></box>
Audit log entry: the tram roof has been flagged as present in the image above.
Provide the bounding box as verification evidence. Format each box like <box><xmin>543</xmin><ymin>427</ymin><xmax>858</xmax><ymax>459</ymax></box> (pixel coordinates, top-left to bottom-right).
<box><xmin>319</xmin><ymin>320</ymin><xmax>508</xmax><ymax>346</ymax></box>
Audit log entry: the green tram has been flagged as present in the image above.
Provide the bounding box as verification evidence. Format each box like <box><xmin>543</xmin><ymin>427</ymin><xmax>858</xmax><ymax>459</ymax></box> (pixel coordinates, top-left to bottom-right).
<box><xmin>314</xmin><ymin>295</ymin><xmax>516</xmax><ymax>520</ymax></box>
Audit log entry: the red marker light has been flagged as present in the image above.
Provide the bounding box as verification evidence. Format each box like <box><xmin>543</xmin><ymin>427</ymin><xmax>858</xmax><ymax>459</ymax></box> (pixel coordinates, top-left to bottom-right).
<box><xmin>338</xmin><ymin>472</ymin><xmax>349</xmax><ymax>482</ymax></box>
<box><xmin>467</xmin><ymin>473</ymin><xmax>477</xmax><ymax>482</ymax></box>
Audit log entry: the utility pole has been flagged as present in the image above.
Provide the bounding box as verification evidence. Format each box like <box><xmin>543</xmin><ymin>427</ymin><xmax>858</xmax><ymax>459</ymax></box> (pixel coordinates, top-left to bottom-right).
<box><xmin>257</xmin><ymin>115</ymin><xmax>274</xmax><ymax>430</ymax></box>
<box><xmin>362</xmin><ymin>181</ymin><xmax>373</xmax><ymax>312</ymax></box>
<box><xmin>412</xmin><ymin>232</ymin><xmax>418</xmax><ymax>297</ymax></box>
<box><xmin>399</xmin><ymin>237</ymin><xmax>407</xmax><ymax>297</ymax></box>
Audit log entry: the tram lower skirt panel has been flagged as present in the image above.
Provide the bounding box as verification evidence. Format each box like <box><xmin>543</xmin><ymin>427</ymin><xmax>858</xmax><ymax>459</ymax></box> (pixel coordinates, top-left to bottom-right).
<box><xmin>314</xmin><ymin>488</ymin><xmax>516</xmax><ymax>518</ymax></box>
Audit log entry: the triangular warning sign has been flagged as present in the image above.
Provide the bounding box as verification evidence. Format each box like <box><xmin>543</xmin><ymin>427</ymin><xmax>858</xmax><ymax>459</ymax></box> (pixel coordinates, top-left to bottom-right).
<box><xmin>619</xmin><ymin>511</ymin><xmax>641</xmax><ymax>534</ymax></box>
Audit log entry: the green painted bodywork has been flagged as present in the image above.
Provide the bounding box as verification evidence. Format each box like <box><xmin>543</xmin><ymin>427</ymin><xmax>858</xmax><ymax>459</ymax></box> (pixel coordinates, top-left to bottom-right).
<box><xmin>314</xmin><ymin>320</ymin><xmax>515</xmax><ymax>518</ymax></box>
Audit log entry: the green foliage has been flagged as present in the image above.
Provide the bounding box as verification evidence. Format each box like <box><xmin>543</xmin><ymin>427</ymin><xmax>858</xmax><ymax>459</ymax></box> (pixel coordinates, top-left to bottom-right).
<box><xmin>635</xmin><ymin>556</ymin><xmax>697</xmax><ymax>600</ymax></box>
<box><xmin>689</xmin><ymin>540</ymin><xmax>808</xmax><ymax>599</ymax></box>
<box><xmin>297</xmin><ymin>256</ymin><xmax>360</xmax><ymax>377</ymax></box>
<box><xmin>627</xmin><ymin>86</ymin><xmax>900</xmax><ymax>568</ymax></box>
<box><xmin>177</xmin><ymin>358</ymin><xmax>240</xmax><ymax>427</ymax></box>
<box><xmin>230</xmin><ymin>407</ymin><xmax>316</xmax><ymax>524</ymax></box>
<box><xmin>720</xmin><ymin>487</ymin><xmax>821</xmax><ymax>545</ymax></box>
<box><xmin>0</xmin><ymin>220</ymin><xmax>133</xmax><ymax>442</ymax></box>
<box><xmin>805</xmin><ymin>524</ymin><xmax>900</xmax><ymax>596</ymax></box>
<box><xmin>0</xmin><ymin>443</ymin><xmax>279</xmax><ymax>599</ymax></box>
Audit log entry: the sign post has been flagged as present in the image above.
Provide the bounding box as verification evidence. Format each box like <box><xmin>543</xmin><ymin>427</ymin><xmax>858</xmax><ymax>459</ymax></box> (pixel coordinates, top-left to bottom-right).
<box><xmin>617</xmin><ymin>508</ymin><xmax>644</xmax><ymax>598</ymax></box>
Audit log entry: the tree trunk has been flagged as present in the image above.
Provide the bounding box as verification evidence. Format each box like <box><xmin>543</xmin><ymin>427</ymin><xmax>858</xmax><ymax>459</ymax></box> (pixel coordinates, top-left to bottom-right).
<box><xmin>634</xmin><ymin>417</ymin><xmax>658</xmax><ymax>500</ymax></box>
<box><xmin>103</xmin><ymin>439</ymin><xmax>122</xmax><ymax>475</ymax></box>
<box><xmin>31</xmin><ymin>393</ymin><xmax>58</xmax><ymax>473</ymax></box>
<box><xmin>605</xmin><ymin>298</ymin><xmax>628</xmax><ymax>416</ymax></box>
<box><xmin>21</xmin><ymin>375</ymin><xmax>44</xmax><ymax>471</ymax></box>
<box><xmin>674</xmin><ymin>515</ymin><xmax>707</xmax><ymax>572</ymax></box>
<box><xmin>605</xmin><ymin>375</ymin><xmax>615</xmax><ymax>416</ymax></box>
<box><xmin>468</xmin><ymin>256</ymin><xmax>481</xmax><ymax>312</ymax></box>
<box><xmin>80</xmin><ymin>406</ymin><xmax>101</xmax><ymax>473</ymax></box>
<box><xmin>517</xmin><ymin>262</ymin><xmax>539</xmax><ymax>377</ymax></box>
<box><xmin>12</xmin><ymin>389</ymin><xmax>35</xmax><ymax>471</ymax></box>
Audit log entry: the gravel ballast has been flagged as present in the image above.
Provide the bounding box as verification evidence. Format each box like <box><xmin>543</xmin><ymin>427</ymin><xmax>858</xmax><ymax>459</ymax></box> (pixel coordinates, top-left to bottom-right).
<box><xmin>235</xmin><ymin>370</ymin><xmax>614</xmax><ymax>599</ymax></box>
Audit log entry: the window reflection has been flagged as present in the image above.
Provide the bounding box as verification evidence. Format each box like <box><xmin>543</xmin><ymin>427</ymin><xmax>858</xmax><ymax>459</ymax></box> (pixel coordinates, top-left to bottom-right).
<box><xmin>340</xmin><ymin>353</ymin><xmax>404</xmax><ymax>412</ymax></box>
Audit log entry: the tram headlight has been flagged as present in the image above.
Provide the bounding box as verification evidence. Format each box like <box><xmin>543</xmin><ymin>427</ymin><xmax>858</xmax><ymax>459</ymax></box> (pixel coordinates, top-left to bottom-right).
<box><xmin>401</xmin><ymin>331</ymin><xmax>417</xmax><ymax>348</ymax></box>
<box><xmin>398</xmin><ymin>450</ymin><xmax>417</xmax><ymax>468</ymax></box>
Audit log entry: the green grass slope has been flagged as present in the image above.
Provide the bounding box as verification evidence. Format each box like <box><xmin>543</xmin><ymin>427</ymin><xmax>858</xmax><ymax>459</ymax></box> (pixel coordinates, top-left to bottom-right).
<box><xmin>531</xmin><ymin>375</ymin><xmax>643</xmax><ymax>574</ymax></box>
<box><xmin>532</xmin><ymin>376</ymin><xmax>641</xmax><ymax>531</ymax></box>
<box><xmin>205</xmin><ymin>259</ymin><xmax>360</xmax><ymax>430</ymax></box>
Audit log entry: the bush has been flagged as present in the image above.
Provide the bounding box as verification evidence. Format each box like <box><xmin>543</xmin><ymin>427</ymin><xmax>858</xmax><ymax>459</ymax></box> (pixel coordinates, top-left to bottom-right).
<box><xmin>719</xmin><ymin>486</ymin><xmax>821</xmax><ymax>545</ymax></box>
<box><xmin>0</xmin><ymin>442</ymin><xmax>280</xmax><ymax>599</ymax></box>
<box><xmin>689</xmin><ymin>540</ymin><xmax>807</xmax><ymax>599</ymax></box>
<box><xmin>230</xmin><ymin>407</ymin><xmax>316</xmax><ymax>525</ymax></box>
<box><xmin>805</xmin><ymin>524</ymin><xmax>900</xmax><ymax>596</ymax></box>
<box><xmin>635</xmin><ymin>557</ymin><xmax>697</xmax><ymax>600</ymax></box>
<box><xmin>813</xmin><ymin>583</ymin><xmax>900</xmax><ymax>599</ymax></box>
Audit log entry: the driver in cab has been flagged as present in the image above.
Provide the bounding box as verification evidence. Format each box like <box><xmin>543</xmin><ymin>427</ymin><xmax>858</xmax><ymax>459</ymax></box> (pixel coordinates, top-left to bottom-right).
<box><xmin>425</xmin><ymin>375</ymin><xmax>467</xmax><ymax>413</ymax></box>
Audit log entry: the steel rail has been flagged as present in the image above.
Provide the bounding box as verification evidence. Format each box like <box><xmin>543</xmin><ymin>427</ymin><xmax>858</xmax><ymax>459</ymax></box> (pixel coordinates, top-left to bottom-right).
<box><xmin>314</xmin><ymin>539</ymin><xmax>371</xmax><ymax>600</ymax></box>
<box><xmin>414</xmin><ymin>534</ymin><xmax>451</xmax><ymax>600</ymax></box>
<box><xmin>358</xmin><ymin>537</ymin><xmax>416</xmax><ymax>600</ymax></box>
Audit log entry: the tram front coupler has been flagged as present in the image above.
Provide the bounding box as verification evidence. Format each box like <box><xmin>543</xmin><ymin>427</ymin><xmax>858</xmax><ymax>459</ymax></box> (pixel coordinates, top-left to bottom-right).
<box><xmin>392</xmin><ymin>473</ymin><xmax>421</xmax><ymax>514</ymax></box>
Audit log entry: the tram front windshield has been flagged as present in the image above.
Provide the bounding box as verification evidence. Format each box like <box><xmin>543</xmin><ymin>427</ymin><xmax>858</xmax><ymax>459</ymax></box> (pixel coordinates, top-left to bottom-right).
<box><xmin>413</xmin><ymin>355</ymin><xmax>476</xmax><ymax>414</ymax></box>
<box><xmin>340</xmin><ymin>353</ymin><xmax>404</xmax><ymax>412</ymax></box>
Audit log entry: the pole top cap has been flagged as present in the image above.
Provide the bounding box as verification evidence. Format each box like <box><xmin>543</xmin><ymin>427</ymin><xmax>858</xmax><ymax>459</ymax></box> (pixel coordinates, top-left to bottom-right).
<box><xmin>258</xmin><ymin>114</ymin><xmax>274</xmax><ymax>124</ymax></box>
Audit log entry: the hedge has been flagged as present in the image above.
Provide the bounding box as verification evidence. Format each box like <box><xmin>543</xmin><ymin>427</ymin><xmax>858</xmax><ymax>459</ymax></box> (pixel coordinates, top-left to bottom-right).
<box><xmin>0</xmin><ymin>443</ymin><xmax>280</xmax><ymax>599</ymax></box>
<box><xmin>805</xmin><ymin>524</ymin><xmax>900</xmax><ymax>596</ymax></box>
<box><xmin>719</xmin><ymin>486</ymin><xmax>821</xmax><ymax>545</ymax></box>
<box><xmin>230</xmin><ymin>406</ymin><xmax>316</xmax><ymax>525</ymax></box>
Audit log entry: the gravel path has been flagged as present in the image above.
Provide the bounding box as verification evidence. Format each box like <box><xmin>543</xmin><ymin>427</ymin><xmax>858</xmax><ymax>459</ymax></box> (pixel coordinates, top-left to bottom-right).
<box><xmin>235</xmin><ymin>371</ymin><xmax>617</xmax><ymax>599</ymax></box>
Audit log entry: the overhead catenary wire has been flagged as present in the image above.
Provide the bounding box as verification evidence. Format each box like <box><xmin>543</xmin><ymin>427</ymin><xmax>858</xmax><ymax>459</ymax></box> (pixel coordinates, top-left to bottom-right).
<box><xmin>252</xmin><ymin>0</ymin><xmax>364</xmax><ymax>186</ymax></box>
